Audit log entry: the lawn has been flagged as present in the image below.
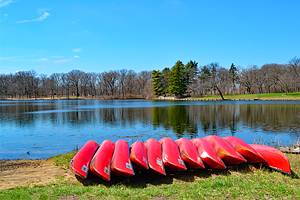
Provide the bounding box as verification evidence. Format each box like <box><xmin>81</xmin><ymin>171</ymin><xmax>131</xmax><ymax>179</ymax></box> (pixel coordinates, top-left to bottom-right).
<box><xmin>0</xmin><ymin>152</ymin><xmax>299</xmax><ymax>200</ymax></box>
<box><xmin>195</xmin><ymin>92</ymin><xmax>300</xmax><ymax>100</ymax></box>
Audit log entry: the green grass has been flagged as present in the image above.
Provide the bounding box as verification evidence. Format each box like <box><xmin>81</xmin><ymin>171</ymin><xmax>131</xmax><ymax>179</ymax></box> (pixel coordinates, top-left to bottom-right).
<box><xmin>50</xmin><ymin>151</ymin><xmax>76</xmax><ymax>170</ymax></box>
<box><xmin>190</xmin><ymin>92</ymin><xmax>300</xmax><ymax>100</ymax></box>
<box><xmin>1</xmin><ymin>154</ymin><xmax>299</xmax><ymax>200</ymax></box>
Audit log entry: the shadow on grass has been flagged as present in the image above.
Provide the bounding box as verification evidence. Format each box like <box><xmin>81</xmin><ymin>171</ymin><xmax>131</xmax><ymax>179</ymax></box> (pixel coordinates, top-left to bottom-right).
<box><xmin>75</xmin><ymin>164</ymin><xmax>262</xmax><ymax>188</ymax></box>
<box><xmin>250</xmin><ymin>163</ymin><xmax>299</xmax><ymax>179</ymax></box>
<box><xmin>291</xmin><ymin>170</ymin><xmax>299</xmax><ymax>179</ymax></box>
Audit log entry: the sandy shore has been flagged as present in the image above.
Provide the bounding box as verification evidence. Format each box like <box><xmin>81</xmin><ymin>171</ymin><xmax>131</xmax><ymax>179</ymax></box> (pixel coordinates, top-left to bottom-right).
<box><xmin>0</xmin><ymin>160</ymin><xmax>73</xmax><ymax>190</ymax></box>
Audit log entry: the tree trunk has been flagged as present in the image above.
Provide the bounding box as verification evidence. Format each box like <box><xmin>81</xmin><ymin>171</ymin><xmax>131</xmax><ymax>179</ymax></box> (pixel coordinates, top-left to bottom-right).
<box><xmin>215</xmin><ymin>85</ymin><xmax>225</xmax><ymax>100</ymax></box>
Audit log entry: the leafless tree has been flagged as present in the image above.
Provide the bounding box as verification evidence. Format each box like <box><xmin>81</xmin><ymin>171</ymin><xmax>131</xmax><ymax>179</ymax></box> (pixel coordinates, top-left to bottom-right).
<box><xmin>0</xmin><ymin>57</ymin><xmax>300</xmax><ymax>99</ymax></box>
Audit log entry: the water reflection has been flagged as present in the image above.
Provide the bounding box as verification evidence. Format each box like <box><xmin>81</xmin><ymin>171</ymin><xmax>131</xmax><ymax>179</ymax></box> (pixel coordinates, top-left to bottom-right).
<box><xmin>152</xmin><ymin>106</ymin><xmax>197</xmax><ymax>136</ymax></box>
<box><xmin>0</xmin><ymin>100</ymin><xmax>300</xmax><ymax>159</ymax></box>
<box><xmin>1</xmin><ymin>101</ymin><xmax>300</xmax><ymax>135</ymax></box>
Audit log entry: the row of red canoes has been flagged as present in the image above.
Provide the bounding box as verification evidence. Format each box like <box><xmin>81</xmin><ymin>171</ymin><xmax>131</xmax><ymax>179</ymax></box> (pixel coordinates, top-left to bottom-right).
<box><xmin>70</xmin><ymin>136</ymin><xmax>291</xmax><ymax>182</ymax></box>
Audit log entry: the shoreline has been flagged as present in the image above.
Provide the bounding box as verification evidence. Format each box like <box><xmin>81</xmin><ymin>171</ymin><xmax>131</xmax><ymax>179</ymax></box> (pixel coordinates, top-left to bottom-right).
<box><xmin>2</xmin><ymin>97</ymin><xmax>300</xmax><ymax>101</ymax></box>
<box><xmin>2</xmin><ymin>92</ymin><xmax>300</xmax><ymax>101</ymax></box>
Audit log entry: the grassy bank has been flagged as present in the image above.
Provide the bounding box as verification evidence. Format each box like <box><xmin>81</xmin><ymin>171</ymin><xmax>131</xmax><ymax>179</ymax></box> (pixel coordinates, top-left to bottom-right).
<box><xmin>154</xmin><ymin>92</ymin><xmax>300</xmax><ymax>101</ymax></box>
<box><xmin>0</xmin><ymin>152</ymin><xmax>299</xmax><ymax>200</ymax></box>
<box><xmin>2</xmin><ymin>92</ymin><xmax>300</xmax><ymax>101</ymax></box>
<box><xmin>187</xmin><ymin>92</ymin><xmax>300</xmax><ymax>101</ymax></box>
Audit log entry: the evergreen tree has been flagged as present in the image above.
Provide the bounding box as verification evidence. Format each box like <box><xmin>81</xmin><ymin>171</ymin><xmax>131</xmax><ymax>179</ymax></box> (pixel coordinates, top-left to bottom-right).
<box><xmin>199</xmin><ymin>65</ymin><xmax>211</xmax><ymax>80</ymax></box>
<box><xmin>168</xmin><ymin>60</ymin><xmax>187</xmax><ymax>97</ymax></box>
<box><xmin>184</xmin><ymin>60</ymin><xmax>198</xmax><ymax>85</ymax></box>
<box><xmin>151</xmin><ymin>70</ymin><xmax>164</xmax><ymax>96</ymax></box>
<box><xmin>229</xmin><ymin>63</ymin><xmax>238</xmax><ymax>92</ymax></box>
<box><xmin>162</xmin><ymin>67</ymin><xmax>171</xmax><ymax>95</ymax></box>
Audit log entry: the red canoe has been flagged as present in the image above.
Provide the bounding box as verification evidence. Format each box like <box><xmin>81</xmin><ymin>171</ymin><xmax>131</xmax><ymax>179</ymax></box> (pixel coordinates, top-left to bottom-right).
<box><xmin>71</xmin><ymin>140</ymin><xmax>99</xmax><ymax>179</ymax></box>
<box><xmin>160</xmin><ymin>137</ymin><xmax>186</xmax><ymax>171</ymax></box>
<box><xmin>192</xmin><ymin>138</ymin><xmax>226</xmax><ymax>169</ymax></box>
<box><xmin>130</xmin><ymin>141</ymin><xmax>149</xmax><ymax>170</ymax></box>
<box><xmin>250</xmin><ymin>144</ymin><xmax>291</xmax><ymax>174</ymax></box>
<box><xmin>145</xmin><ymin>138</ymin><xmax>166</xmax><ymax>175</ymax></box>
<box><xmin>90</xmin><ymin>140</ymin><xmax>115</xmax><ymax>181</ymax></box>
<box><xmin>111</xmin><ymin>140</ymin><xmax>135</xmax><ymax>177</ymax></box>
<box><xmin>204</xmin><ymin>135</ymin><xmax>247</xmax><ymax>165</ymax></box>
<box><xmin>224</xmin><ymin>136</ymin><xmax>265</xmax><ymax>163</ymax></box>
<box><xmin>175</xmin><ymin>138</ymin><xmax>205</xmax><ymax>169</ymax></box>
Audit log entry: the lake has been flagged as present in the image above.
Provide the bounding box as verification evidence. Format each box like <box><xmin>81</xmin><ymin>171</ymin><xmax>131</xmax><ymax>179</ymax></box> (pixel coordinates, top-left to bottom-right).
<box><xmin>0</xmin><ymin>100</ymin><xmax>300</xmax><ymax>159</ymax></box>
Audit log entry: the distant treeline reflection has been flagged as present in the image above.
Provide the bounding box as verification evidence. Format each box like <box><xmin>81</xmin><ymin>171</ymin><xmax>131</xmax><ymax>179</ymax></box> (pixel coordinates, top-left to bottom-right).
<box><xmin>1</xmin><ymin>103</ymin><xmax>300</xmax><ymax>136</ymax></box>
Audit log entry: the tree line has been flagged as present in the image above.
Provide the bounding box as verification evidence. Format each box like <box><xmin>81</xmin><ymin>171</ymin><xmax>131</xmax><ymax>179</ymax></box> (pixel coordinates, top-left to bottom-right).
<box><xmin>152</xmin><ymin>57</ymin><xmax>300</xmax><ymax>99</ymax></box>
<box><xmin>0</xmin><ymin>57</ymin><xmax>299</xmax><ymax>99</ymax></box>
<box><xmin>0</xmin><ymin>70</ymin><xmax>152</xmax><ymax>99</ymax></box>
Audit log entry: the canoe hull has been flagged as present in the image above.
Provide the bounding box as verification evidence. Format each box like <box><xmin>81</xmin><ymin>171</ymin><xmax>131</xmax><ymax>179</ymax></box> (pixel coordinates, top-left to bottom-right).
<box><xmin>145</xmin><ymin>138</ymin><xmax>166</xmax><ymax>175</ymax></box>
<box><xmin>111</xmin><ymin>140</ymin><xmax>135</xmax><ymax>177</ymax></box>
<box><xmin>176</xmin><ymin>138</ymin><xmax>205</xmax><ymax>169</ymax></box>
<box><xmin>250</xmin><ymin>144</ymin><xmax>291</xmax><ymax>174</ymax></box>
<box><xmin>130</xmin><ymin>141</ymin><xmax>149</xmax><ymax>170</ymax></box>
<box><xmin>192</xmin><ymin>138</ymin><xmax>226</xmax><ymax>169</ymax></box>
<box><xmin>90</xmin><ymin>140</ymin><xmax>115</xmax><ymax>181</ymax></box>
<box><xmin>71</xmin><ymin>140</ymin><xmax>99</xmax><ymax>179</ymax></box>
<box><xmin>224</xmin><ymin>136</ymin><xmax>265</xmax><ymax>163</ymax></box>
<box><xmin>161</xmin><ymin>137</ymin><xmax>186</xmax><ymax>171</ymax></box>
<box><xmin>205</xmin><ymin>136</ymin><xmax>247</xmax><ymax>165</ymax></box>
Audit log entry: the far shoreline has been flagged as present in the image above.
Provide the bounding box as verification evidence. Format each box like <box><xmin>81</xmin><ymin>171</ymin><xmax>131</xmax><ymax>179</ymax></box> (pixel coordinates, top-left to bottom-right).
<box><xmin>2</xmin><ymin>92</ymin><xmax>300</xmax><ymax>102</ymax></box>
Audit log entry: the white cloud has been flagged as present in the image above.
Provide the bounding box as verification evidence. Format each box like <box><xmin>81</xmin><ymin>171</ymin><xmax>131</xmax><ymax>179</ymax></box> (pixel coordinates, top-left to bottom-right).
<box><xmin>17</xmin><ymin>11</ymin><xmax>50</xmax><ymax>24</ymax></box>
<box><xmin>72</xmin><ymin>48</ymin><xmax>81</xmax><ymax>53</ymax></box>
<box><xmin>53</xmin><ymin>58</ymin><xmax>72</xmax><ymax>64</ymax></box>
<box><xmin>0</xmin><ymin>0</ymin><xmax>13</xmax><ymax>8</ymax></box>
<box><xmin>73</xmin><ymin>55</ymin><xmax>80</xmax><ymax>59</ymax></box>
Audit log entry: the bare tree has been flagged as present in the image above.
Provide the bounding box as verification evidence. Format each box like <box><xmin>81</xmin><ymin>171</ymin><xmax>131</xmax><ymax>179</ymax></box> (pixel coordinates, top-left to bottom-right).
<box><xmin>67</xmin><ymin>70</ymin><xmax>84</xmax><ymax>97</ymax></box>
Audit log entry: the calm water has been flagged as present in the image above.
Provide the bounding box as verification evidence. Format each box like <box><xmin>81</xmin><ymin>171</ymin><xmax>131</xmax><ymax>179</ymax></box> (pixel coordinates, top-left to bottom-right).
<box><xmin>0</xmin><ymin>100</ymin><xmax>300</xmax><ymax>159</ymax></box>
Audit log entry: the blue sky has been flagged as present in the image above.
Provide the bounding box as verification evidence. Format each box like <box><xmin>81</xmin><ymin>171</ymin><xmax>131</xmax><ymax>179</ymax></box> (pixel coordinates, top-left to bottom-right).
<box><xmin>0</xmin><ymin>0</ymin><xmax>300</xmax><ymax>74</ymax></box>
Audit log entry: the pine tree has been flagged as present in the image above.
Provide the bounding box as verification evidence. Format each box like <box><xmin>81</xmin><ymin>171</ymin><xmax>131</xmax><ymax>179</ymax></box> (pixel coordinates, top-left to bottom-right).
<box><xmin>168</xmin><ymin>60</ymin><xmax>187</xmax><ymax>97</ymax></box>
<box><xmin>229</xmin><ymin>63</ymin><xmax>238</xmax><ymax>92</ymax></box>
<box><xmin>151</xmin><ymin>70</ymin><xmax>164</xmax><ymax>96</ymax></box>
<box><xmin>184</xmin><ymin>60</ymin><xmax>198</xmax><ymax>86</ymax></box>
<box><xmin>162</xmin><ymin>67</ymin><xmax>171</xmax><ymax>95</ymax></box>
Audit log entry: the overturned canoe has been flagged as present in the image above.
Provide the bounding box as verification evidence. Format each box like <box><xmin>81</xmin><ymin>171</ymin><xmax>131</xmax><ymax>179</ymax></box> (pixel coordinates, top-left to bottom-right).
<box><xmin>250</xmin><ymin>144</ymin><xmax>291</xmax><ymax>174</ymax></box>
<box><xmin>90</xmin><ymin>140</ymin><xmax>115</xmax><ymax>181</ymax></box>
<box><xmin>205</xmin><ymin>135</ymin><xmax>247</xmax><ymax>165</ymax></box>
<box><xmin>71</xmin><ymin>140</ymin><xmax>99</xmax><ymax>179</ymax></box>
<box><xmin>224</xmin><ymin>136</ymin><xmax>265</xmax><ymax>163</ymax></box>
<box><xmin>161</xmin><ymin>137</ymin><xmax>186</xmax><ymax>171</ymax></box>
<box><xmin>192</xmin><ymin>138</ymin><xmax>226</xmax><ymax>169</ymax></box>
<box><xmin>145</xmin><ymin>138</ymin><xmax>166</xmax><ymax>175</ymax></box>
<box><xmin>130</xmin><ymin>141</ymin><xmax>149</xmax><ymax>170</ymax></box>
<box><xmin>176</xmin><ymin>138</ymin><xmax>205</xmax><ymax>169</ymax></box>
<box><xmin>111</xmin><ymin>140</ymin><xmax>135</xmax><ymax>177</ymax></box>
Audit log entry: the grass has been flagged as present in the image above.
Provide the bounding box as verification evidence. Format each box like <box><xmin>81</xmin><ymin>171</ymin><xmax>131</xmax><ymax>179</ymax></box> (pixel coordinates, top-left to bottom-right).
<box><xmin>193</xmin><ymin>92</ymin><xmax>300</xmax><ymax>100</ymax></box>
<box><xmin>50</xmin><ymin>151</ymin><xmax>76</xmax><ymax>170</ymax></box>
<box><xmin>0</xmin><ymin>153</ymin><xmax>299</xmax><ymax>200</ymax></box>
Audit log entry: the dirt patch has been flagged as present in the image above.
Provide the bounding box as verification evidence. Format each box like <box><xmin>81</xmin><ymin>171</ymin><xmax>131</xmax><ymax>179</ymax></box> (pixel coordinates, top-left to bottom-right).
<box><xmin>0</xmin><ymin>160</ymin><xmax>67</xmax><ymax>190</ymax></box>
<box><xmin>0</xmin><ymin>160</ymin><xmax>42</xmax><ymax>172</ymax></box>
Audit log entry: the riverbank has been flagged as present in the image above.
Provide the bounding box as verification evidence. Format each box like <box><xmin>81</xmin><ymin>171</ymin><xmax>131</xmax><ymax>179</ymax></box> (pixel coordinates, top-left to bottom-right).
<box><xmin>0</xmin><ymin>152</ymin><xmax>299</xmax><ymax>199</ymax></box>
<box><xmin>0</xmin><ymin>96</ymin><xmax>146</xmax><ymax>101</ymax></box>
<box><xmin>157</xmin><ymin>92</ymin><xmax>300</xmax><ymax>101</ymax></box>
<box><xmin>2</xmin><ymin>92</ymin><xmax>300</xmax><ymax>101</ymax></box>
